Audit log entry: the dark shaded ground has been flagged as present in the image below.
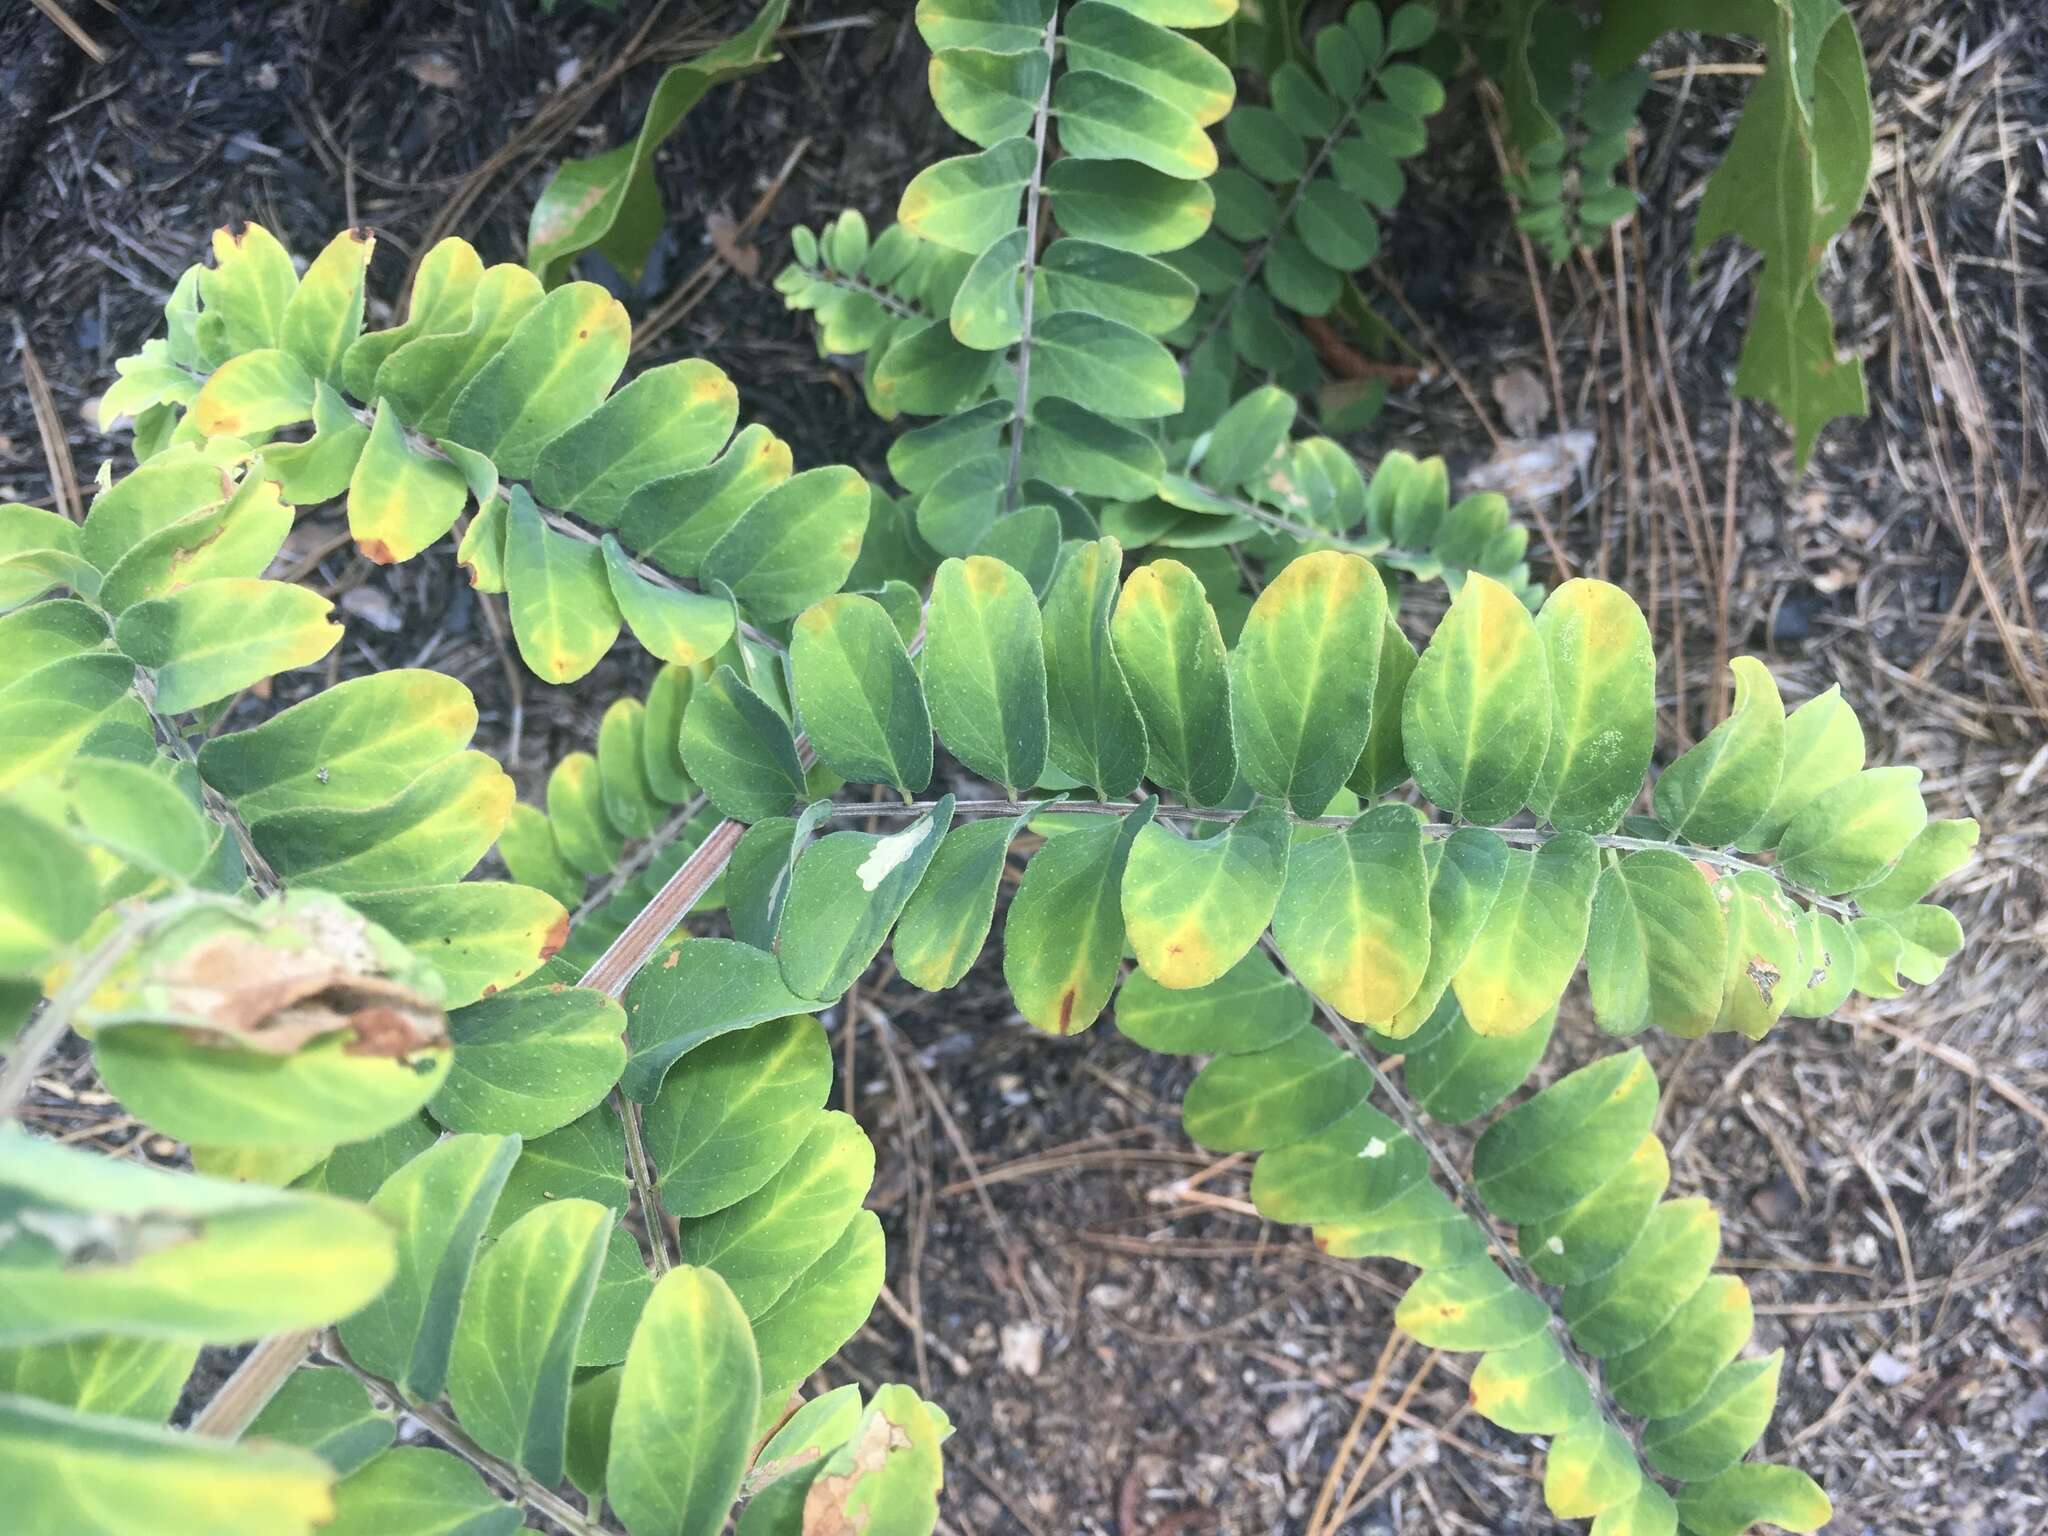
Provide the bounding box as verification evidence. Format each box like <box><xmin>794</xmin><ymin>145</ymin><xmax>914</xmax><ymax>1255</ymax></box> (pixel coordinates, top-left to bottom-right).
<box><xmin>4</xmin><ymin>2</ymin><xmax>2044</xmax><ymax>1533</ymax></box>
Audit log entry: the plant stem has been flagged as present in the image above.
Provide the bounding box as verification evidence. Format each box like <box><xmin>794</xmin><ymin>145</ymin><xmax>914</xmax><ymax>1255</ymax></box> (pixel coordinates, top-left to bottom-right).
<box><xmin>1001</xmin><ymin>11</ymin><xmax>1062</xmax><ymax>513</ymax></box>
<box><xmin>189</xmin><ymin>1329</ymin><xmax>321</xmax><ymax>1439</ymax></box>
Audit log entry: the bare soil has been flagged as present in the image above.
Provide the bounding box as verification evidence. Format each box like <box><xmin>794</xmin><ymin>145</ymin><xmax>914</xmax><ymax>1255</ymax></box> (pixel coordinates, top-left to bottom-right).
<box><xmin>3</xmin><ymin>2</ymin><xmax>2042</xmax><ymax>1533</ymax></box>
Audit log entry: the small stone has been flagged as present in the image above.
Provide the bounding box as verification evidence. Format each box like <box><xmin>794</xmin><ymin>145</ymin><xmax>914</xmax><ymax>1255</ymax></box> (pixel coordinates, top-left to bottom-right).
<box><xmin>998</xmin><ymin>1320</ymin><xmax>1044</xmax><ymax>1378</ymax></box>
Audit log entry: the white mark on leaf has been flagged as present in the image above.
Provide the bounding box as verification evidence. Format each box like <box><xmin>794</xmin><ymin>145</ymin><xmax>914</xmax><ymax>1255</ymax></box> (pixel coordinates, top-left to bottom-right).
<box><xmin>1358</xmin><ymin>1138</ymin><xmax>1388</xmax><ymax>1160</ymax></box>
<box><xmin>857</xmin><ymin>819</ymin><xmax>933</xmax><ymax>892</ymax></box>
<box><xmin>1545</xmin><ymin>1236</ymin><xmax>1565</xmax><ymax>1255</ymax></box>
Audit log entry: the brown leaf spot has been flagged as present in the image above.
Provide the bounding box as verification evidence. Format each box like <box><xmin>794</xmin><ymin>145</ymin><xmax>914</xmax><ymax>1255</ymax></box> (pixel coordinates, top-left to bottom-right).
<box><xmin>801</xmin><ymin>1410</ymin><xmax>913</xmax><ymax>1535</ymax></box>
<box><xmin>540</xmin><ymin>911</ymin><xmax>571</xmax><ymax>961</ymax></box>
<box><xmin>1745</xmin><ymin>957</ymin><xmax>1780</xmax><ymax>1008</ymax></box>
<box><xmin>358</xmin><ymin>536</ymin><xmax>397</xmax><ymax>565</ymax></box>
<box><xmin>1056</xmin><ymin>989</ymin><xmax>1076</xmax><ymax>1034</ymax></box>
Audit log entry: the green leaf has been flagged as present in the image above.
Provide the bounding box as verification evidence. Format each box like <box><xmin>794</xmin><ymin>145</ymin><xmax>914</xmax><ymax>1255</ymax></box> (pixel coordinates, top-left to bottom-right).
<box><xmin>1043</xmin><ymin>157</ymin><xmax>1216</xmax><ymax>254</ymax></box>
<box><xmin>247</xmin><ymin>749</ymin><xmax>514</xmax><ymax>894</ymax></box>
<box><xmin>1039</xmin><ymin>238</ymin><xmax>1199</xmax><ymax>336</ymax></box>
<box><xmin>349</xmin><ymin>883</ymin><xmax>568</xmax><ymax>1008</ymax></box>
<box><xmin>1227</xmin><ymin>105</ymin><xmax>1307</xmax><ymax>181</ymax></box>
<box><xmin>1585</xmin><ymin>850</ymin><xmax>1728</xmax><ymax>1037</ymax></box>
<box><xmin>749</xmin><ymin>1209</ymin><xmax>886</xmax><ymax>1406</ymax></box>
<box><xmin>96</xmin><ymin>478</ymin><xmax>294</xmax><ymax>614</ymax></box>
<box><xmin>1468</xmin><ymin>1333</ymin><xmax>1595</xmax><ymax>1435</ymax></box>
<box><xmin>528</xmin><ymin>2</ymin><xmax>788</xmax><ymax>283</ymax></box>
<box><xmin>1672</xmin><ymin>1462</ymin><xmax>1832</xmax><ymax>1536</ymax></box>
<box><xmin>898</xmin><ymin>138</ymin><xmax>1036</xmax><ymax>252</ymax></box>
<box><xmin>871</xmin><ymin>320</ymin><xmax>1002</xmax><ymax>417</ymax></box>
<box><xmin>600</xmin><ymin>539</ymin><xmax>736</xmax><ymax>667</ymax></box>
<box><xmin>1530</xmin><ymin>578</ymin><xmax>1656</xmax><ymax>832</ymax></box>
<box><xmin>1857</xmin><ymin>815</ymin><xmax>1977</xmax><ymax>913</ymax></box>
<box><xmin>1182</xmin><ymin>1027</ymin><xmax>1368</xmax><ymax>1153</ymax></box>
<box><xmin>340</xmin><ymin>237</ymin><xmax>482</xmax><ymax>399</ymax></box>
<box><xmin>1249</xmin><ymin>1099</ymin><xmax>1426</xmax><ymax>1225</ymax></box>
<box><xmin>676</xmin><ymin>1110</ymin><xmax>873</xmax><ymax>1315</ymax></box>
<box><xmin>1652</xmin><ymin>658</ymin><xmax>1785</xmax><ymax>846</ymax></box>
<box><xmin>0</xmin><ymin>1336</ymin><xmax>198</xmax><ymax>1423</ymax></box>
<box><xmin>1113</xmin><ymin>948</ymin><xmax>1308</xmax><ymax>1053</ymax></box>
<box><xmin>445</xmin><ymin>282</ymin><xmax>631</xmax><ymax>479</ymax></box>
<box><xmin>1590</xmin><ymin>1483</ymin><xmax>1678</xmax><ymax>1536</ymax></box>
<box><xmin>1606</xmin><ymin>1273</ymin><xmax>1752</xmax><ymax>1420</ymax></box>
<box><xmin>1003</xmin><ymin>799</ymin><xmax>1155</xmax><ymax>1034</ymax></box>
<box><xmin>0</xmin><ymin>1393</ymin><xmax>336</xmax><ymax>1536</ymax></box>
<box><xmin>374</xmin><ymin>263</ymin><xmax>545</xmax><ymax>438</ymax></box>
<box><xmin>679</xmin><ymin>666</ymin><xmax>808</xmax><ymax>823</ymax></box>
<box><xmin>620</xmin><ymin>937</ymin><xmax>817</xmax><ymax>1101</ymax></box>
<box><xmin>700</xmin><ymin>466</ymin><xmax>871</xmax><ymax>623</ymax></box>
<box><xmin>930</xmin><ymin>46</ymin><xmax>1051</xmax><ymax>148</ymax></box>
<box><xmin>1403</xmin><ymin>571</ymin><xmax>1552</xmax><ymax>823</ymax></box>
<box><xmin>322</xmin><ymin>1446</ymin><xmax>521</xmax><ymax>1536</ymax></box>
<box><xmin>1394</xmin><ymin>1259</ymin><xmax>1549</xmax><ymax>1351</ymax></box>
<box><xmin>245</xmin><ymin>1366</ymin><xmax>394</xmax><ymax>1476</ymax></box>
<box><xmin>645</xmin><ymin>1014</ymin><xmax>830</xmax><ymax>1218</ymax></box>
<box><xmin>1271</xmin><ymin>804</ymin><xmax>1431</xmax><ymax>1026</ymax></box>
<box><xmin>1122</xmin><ymin>802</ymin><xmax>1290</xmax><ymax>989</ymax></box>
<box><xmin>446</xmin><ymin>1198</ymin><xmax>611</xmax><ymax>1485</ymax></box>
<box><xmin>0</xmin><ymin>1131</ymin><xmax>396</xmax><ymax>1345</ymax></box>
<box><xmin>1053</xmin><ymin>67</ymin><xmax>1218</xmax><ymax>179</ymax></box>
<box><xmin>1452</xmin><ymin>832</ymin><xmax>1597</xmax><ymax>1037</ymax></box>
<box><xmin>605</xmin><ymin>1266</ymin><xmax>761</xmax><ymax>1536</ymax></box>
<box><xmin>1544</xmin><ymin>1419</ymin><xmax>1639</xmax><ymax>1519</ymax></box>
<box><xmin>1042</xmin><ymin>537</ymin><xmax>1149</xmax><ymax>797</ymax></box>
<box><xmin>504</xmin><ymin>489</ymin><xmax>623</xmax><ymax>685</ymax></box>
<box><xmin>432</xmin><ymin>988</ymin><xmax>626</xmax><ymax>1137</ymax></box>
<box><xmin>892</xmin><ymin>810</ymin><xmax>1032</xmax><ymax>991</ymax></box>
<box><xmin>776</xmin><ymin>799</ymin><xmax>955</xmax><ymax>1002</ymax></box>
<box><xmin>1314</xmin><ymin>1180</ymin><xmax>1489</xmax><ymax>1270</ymax></box>
<box><xmin>1230</xmin><ymin>550</ymin><xmax>1386</xmax><ymax>814</ymax></box>
<box><xmin>342</xmin><ymin>399</ymin><xmax>468</xmax><ymax>565</ymax></box>
<box><xmin>1110</xmin><ymin>557</ymin><xmax>1235</xmax><ymax>804</ymax></box>
<box><xmin>1776</xmin><ymin>765</ymin><xmax>1926</xmax><ymax>893</ymax></box>
<box><xmin>190</xmin><ymin>346</ymin><xmax>314</xmax><ymax>437</ymax></box>
<box><xmin>597</xmin><ymin>699</ymin><xmax>664</xmax><ymax>838</ymax></box>
<box><xmin>0</xmin><ymin>804</ymin><xmax>98</xmax><ymax>972</ymax></box>
<box><xmin>196</xmin><ymin>221</ymin><xmax>299</xmax><ymax>364</ymax></box>
<box><xmin>1712</xmin><ymin>868</ymin><xmax>1804</xmax><ymax>1039</ymax></box>
<box><xmin>625</xmin><ymin>424</ymin><xmax>795</xmax><ymax>579</ymax></box>
<box><xmin>1028</xmin><ymin>311</ymin><xmax>1185</xmax><ymax>419</ymax></box>
<box><xmin>1736</xmin><ymin>684</ymin><xmax>1864</xmax><ymax>852</ymax></box>
<box><xmin>339</xmin><ymin>1133</ymin><xmax>519</xmax><ymax>1402</ymax></box>
<box><xmin>1473</xmin><ymin>1049</ymin><xmax>1658</xmax><ymax>1222</ymax></box>
<box><xmin>1562</xmin><ymin>1197</ymin><xmax>1720</xmax><ymax>1356</ymax></box>
<box><xmin>1643</xmin><ymin>1351</ymin><xmax>1782</xmax><ymax>1481</ymax></box>
<box><xmin>790</xmin><ymin>593</ymin><xmax>933</xmax><ymax>794</ymax></box>
<box><xmin>1023</xmin><ymin>397</ymin><xmax>1168</xmax><ymax>498</ymax></box>
<box><xmin>534</xmin><ymin>360</ymin><xmax>740</xmax><ymax>525</ymax></box>
<box><xmin>1384</xmin><ymin>828</ymin><xmax>1510</xmax><ymax>1037</ymax></box>
<box><xmin>541</xmin><ymin>750</ymin><xmax>623</xmax><ymax>877</ymax></box>
<box><xmin>924</xmin><ymin>555</ymin><xmax>1049</xmax><ymax>795</ymax></box>
<box><xmin>116</xmin><ymin>577</ymin><xmax>340</xmax><ymax>714</ymax></box>
<box><xmin>1200</xmin><ymin>385</ymin><xmax>1295</xmax><ymax>491</ymax></box>
<box><xmin>1400</xmin><ymin>994</ymin><xmax>1557</xmax><ymax>1125</ymax></box>
<box><xmin>1065</xmin><ymin>1</ymin><xmax>1234</xmax><ymax>125</ymax></box>
<box><xmin>279</xmin><ymin>228</ymin><xmax>372</xmax><ymax>387</ymax></box>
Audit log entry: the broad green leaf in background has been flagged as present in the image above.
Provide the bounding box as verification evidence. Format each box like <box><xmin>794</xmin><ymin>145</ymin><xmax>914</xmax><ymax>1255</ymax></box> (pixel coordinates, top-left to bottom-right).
<box><xmin>776</xmin><ymin>799</ymin><xmax>955</xmax><ymax>1001</ymax></box>
<box><xmin>890</xmin><ymin>809</ymin><xmax>1032</xmax><ymax>991</ymax></box>
<box><xmin>0</xmin><ymin>1394</ymin><xmax>336</xmax><ymax>1536</ymax></box>
<box><xmin>0</xmin><ymin>1336</ymin><xmax>199</xmax><ymax>1424</ymax></box>
<box><xmin>1042</xmin><ymin>537</ymin><xmax>1150</xmax><ymax>798</ymax></box>
<box><xmin>1230</xmin><ymin>550</ymin><xmax>1386</xmax><ymax>814</ymax></box>
<box><xmin>504</xmin><ymin>490</ymin><xmax>623</xmax><ymax>685</ymax></box>
<box><xmin>431</xmin><ymin>988</ymin><xmax>626</xmax><ymax>1138</ymax></box>
<box><xmin>1652</xmin><ymin>658</ymin><xmax>1785</xmax><ymax>847</ymax></box>
<box><xmin>1122</xmin><ymin>802</ymin><xmax>1290</xmax><ymax>988</ymax></box>
<box><xmin>446</xmin><ymin>1198</ymin><xmax>611</xmax><ymax>1486</ymax></box>
<box><xmin>677</xmin><ymin>1110</ymin><xmax>873</xmax><ymax>1316</ymax></box>
<box><xmin>1529</xmin><ymin>578</ymin><xmax>1655</xmax><ymax>832</ymax></box>
<box><xmin>245</xmin><ymin>1367</ymin><xmax>394</xmax><ymax>1477</ymax></box>
<box><xmin>116</xmin><ymin>577</ymin><xmax>340</xmax><ymax>714</ymax></box>
<box><xmin>1004</xmin><ymin>799</ymin><xmax>1156</xmax><ymax>1034</ymax></box>
<box><xmin>545</xmin><ymin>750</ymin><xmax>625</xmax><ymax>877</ymax></box>
<box><xmin>491</xmin><ymin>1106</ymin><xmax>627</xmax><ymax>1234</ymax></box>
<box><xmin>528</xmin><ymin>1</ymin><xmax>790</xmax><ymax>283</ymax></box>
<box><xmin>1451</xmin><ymin>831</ymin><xmax>1597</xmax><ymax>1036</ymax></box>
<box><xmin>1402</xmin><ymin>571</ymin><xmax>1551</xmax><ymax>824</ymax></box>
<box><xmin>924</xmin><ymin>555</ymin><xmax>1050</xmax><ymax>796</ymax></box>
<box><xmin>645</xmin><ymin>1013</ymin><xmax>830</xmax><ymax>1218</ymax></box>
<box><xmin>1111</xmin><ymin>557</ymin><xmax>1236</xmax><ymax>805</ymax></box>
<box><xmin>606</xmin><ymin>1266</ymin><xmax>762</xmax><ymax>1536</ymax></box>
<box><xmin>620</xmin><ymin>937</ymin><xmax>816</xmax><ymax>1101</ymax></box>
<box><xmin>0</xmin><ymin>805</ymin><xmax>100</xmax><ymax>972</ymax></box>
<box><xmin>1585</xmin><ymin>850</ymin><xmax>1728</xmax><ymax>1037</ymax></box>
<box><xmin>1271</xmin><ymin>803</ymin><xmax>1431</xmax><ymax>1025</ymax></box>
<box><xmin>340</xmin><ymin>1133</ymin><xmax>519</xmax><ymax>1402</ymax></box>
<box><xmin>1113</xmin><ymin>948</ymin><xmax>1309</xmax><ymax>1054</ymax></box>
<box><xmin>790</xmin><ymin>593</ymin><xmax>933</xmax><ymax>795</ymax></box>
<box><xmin>321</xmin><ymin>1447</ymin><xmax>521</xmax><ymax>1536</ymax></box>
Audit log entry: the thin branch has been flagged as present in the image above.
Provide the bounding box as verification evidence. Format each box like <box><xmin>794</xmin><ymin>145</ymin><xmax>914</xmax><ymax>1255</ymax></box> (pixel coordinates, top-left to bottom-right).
<box><xmin>189</xmin><ymin>1330</ymin><xmax>321</xmax><ymax>1439</ymax></box>
<box><xmin>572</xmin><ymin>795</ymin><xmax>709</xmax><ymax>928</ymax></box>
<box><xmin>804</xmin><ymin>795</ymin><xmax>1859</xmax><ymax>916</ymax></box>
<box><xmin>1001</xmin><ymin>12</ymin><xmax>1062</xmax><ymax>513</ymax></box>
<box><xmin>798</xmin><ymin>266</ymin><xmax>923</xmax><ymax>320</ymax></box>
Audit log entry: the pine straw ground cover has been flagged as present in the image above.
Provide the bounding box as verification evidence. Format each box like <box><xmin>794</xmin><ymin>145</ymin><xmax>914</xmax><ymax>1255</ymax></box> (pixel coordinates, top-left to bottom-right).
<box><xmin>1</xmin><ymin>1</ymin><xmax>2042</xmax><ymax>1532</ymax></box>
